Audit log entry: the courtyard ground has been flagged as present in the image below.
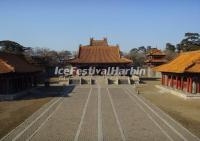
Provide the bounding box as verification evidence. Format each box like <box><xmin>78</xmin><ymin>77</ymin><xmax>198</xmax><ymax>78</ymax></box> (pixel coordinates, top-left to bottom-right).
<box><xmin>137</xmin><ymin>79</ymin><xmax>200</xmax><ymax>138</ymax></box>
<box><xmin>0</xmin><ymin>82</ymin><xmax>199</xmax><ymax>141</ymax></box>
<box><xmin>0</xmin><ymin>86</ymin><xmax>66</xmax><ymax>138</ymax></box>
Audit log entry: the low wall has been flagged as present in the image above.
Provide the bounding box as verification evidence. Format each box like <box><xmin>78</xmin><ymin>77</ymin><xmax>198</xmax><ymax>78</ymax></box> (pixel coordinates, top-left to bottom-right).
<box><xmin>107</xmin><ymin>78</ymin><xmax>118</xmax><ymax>85</ymax></box>
<box><xmin>146</xmin><ymin>67</ymin><xmax>161</xmax><ymax>78</ymax></box>
<box><xmin>81</xmin><ymin>78</ymin><xmax>95</xmax><ymax>85</ymax></box>
<box><xmin>69</xmin><ymin>78</ymin><xmax>81</xmax><ymax>85</ymax></box>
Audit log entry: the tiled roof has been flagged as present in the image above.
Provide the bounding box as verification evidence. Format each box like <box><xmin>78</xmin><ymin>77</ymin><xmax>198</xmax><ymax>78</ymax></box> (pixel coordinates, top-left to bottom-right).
<box><xmin>147</xmin><ymin>49</ymin><xmax>165</xmax><ymax>56</ymax></box>
<box><xmin>0</xmin><ymin>59</ymin><xmax>14</xmax><ymax>73</ymax></box>
<box><xmin>0</xmin><ymin>52</ymin><xmax>42</xmax><ymax>74</ymax></box>
<box><xmin>69</xmin><ymin>38</ymin><xmax>132</xmax><ymax>64</ymax></box>
<box><xmin>186</xmin><ymin>60</ymin><xmax>200</xmax><ymax>73</ymax></box>
<box><xmin>154</xmin><ymin>50</ymin><xmax>200</xmax><ymax>73</ymax></box>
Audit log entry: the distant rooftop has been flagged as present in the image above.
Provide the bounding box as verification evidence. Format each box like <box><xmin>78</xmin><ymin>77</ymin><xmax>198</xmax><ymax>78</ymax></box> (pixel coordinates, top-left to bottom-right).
<box><xmin>69</xmin><ymin>38</ymin><xmax>132</xmax><ymax>64</ymax></box>
<box><xmin>147</xmin><ymin>48</ymin><xmax>165</xmax><ymax>56</ymax></box>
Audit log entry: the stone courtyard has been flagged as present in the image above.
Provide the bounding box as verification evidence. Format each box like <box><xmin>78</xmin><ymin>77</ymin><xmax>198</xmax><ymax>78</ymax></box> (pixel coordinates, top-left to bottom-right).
<box><xmin>1</xmin><ymin>79</ymin><xmax>199</xmax><ymax>141</ymax></box>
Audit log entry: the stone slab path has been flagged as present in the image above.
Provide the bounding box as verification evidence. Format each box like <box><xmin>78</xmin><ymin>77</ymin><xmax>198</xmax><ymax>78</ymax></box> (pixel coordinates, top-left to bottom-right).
<box><xmin>1</xmin><ymin>85</ymin><xmax>200</xmax><ymax>141</ymax></box>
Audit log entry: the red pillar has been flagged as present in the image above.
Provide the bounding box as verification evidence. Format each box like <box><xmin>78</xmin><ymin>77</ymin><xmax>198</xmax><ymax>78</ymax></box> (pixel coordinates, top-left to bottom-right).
<box><xmin>163</xmin><ymin>75</ymin><xmax>165</xmax><ymax>85</ymax></box>
<box><xmin>187</xmin><ymin>77</ymin><xmax>190</xmax><ymax>92</ymax></box>
<box><xmin>171</xmin><ymin>75</ymin><xmax>173</xmax><ymax>88</ymax></box>
<box><xmin>198</xmin><ymin>82</ymin><xmax>200</xmax><ymax>93</ymax></box>
<box><xmin>189</xmin><ymin>77</ymin><xmax>192</xmax><ymax>93</ymax></box>
<box><xmin>169</xmin><ymin>76</ymin><xmax>171</xmax><ymax>87</ymax></box>
<box><xmin>168</xmin><ymin>75</ymin><xmax>170</xmax><ymax>87</ymax></box>
<box><xmin>176</xmin><ymin>76</ymin><xmax>178</xmax><ymax>89</ymax></box>
<box><xmin>162</xmin><ymin>75</ymin><xmax>165</xmax><ymax>85</ymax></box>
<box><xmin>170</xmin><ymin>75</ymin><xmax>173</xmax><ymax>87</ymax></box>
<box><xmin>181</xmin><ymin>77</ymin><xmax>184</xmax><ymax>90</ymax></box>
<box><xmin>198</xmin><ymin>81</ymin><xmax>200</xmax><ymax>93</ymax></box>
<box><xmin>180</xmin><ymin>77</ymin><xmax>183</xmax><ymax>90</ymax></box>
<box><xmin>177</xmin><ymin>77</ymin><xmax>180</xmax><ymax>89</ymax></box>
<box><xmin>166</xmin><ymin>75</ymin><xmax>169</xmax><ymax>86</ymax></box>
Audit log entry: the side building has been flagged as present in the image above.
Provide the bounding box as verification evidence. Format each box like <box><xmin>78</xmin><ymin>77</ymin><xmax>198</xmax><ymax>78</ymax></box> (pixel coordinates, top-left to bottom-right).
<box><xmin>154</xmin><ymin>50</ymin><xmax>200</xmax><ymax>94</ymax></box>
<box><xmin>145</xmin><ymin>48</ymin><xmax>167</xmax><ymax>78</ymax></box>
<box><xmin>145</xmin><ymin>48</ymin><xmax>167</xmax><ymax>67</ymax></box>
<box><xmin>0</xmin><ymin>52</ymin><xmax>43</xmax><ymax>99</ymax></box>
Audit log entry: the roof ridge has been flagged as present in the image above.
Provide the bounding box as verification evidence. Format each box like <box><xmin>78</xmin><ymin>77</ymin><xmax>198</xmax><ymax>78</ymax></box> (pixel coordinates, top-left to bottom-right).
<box><xmin>180</xmin><ymin>50</ymin><xmax>200</xmax><ymax>54</ymax></box>
<box><xmin>186</xmin><ymin>57</ymin><xmax>200</xmax><ymax>70</ymax></box>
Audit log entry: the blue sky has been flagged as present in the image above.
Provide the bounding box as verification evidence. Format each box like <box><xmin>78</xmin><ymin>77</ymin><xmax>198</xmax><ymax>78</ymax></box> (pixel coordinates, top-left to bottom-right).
<box><xmin>0</xmin><ymin>0</ymin><xmax>200</xmax><ymax>52</ymax></box>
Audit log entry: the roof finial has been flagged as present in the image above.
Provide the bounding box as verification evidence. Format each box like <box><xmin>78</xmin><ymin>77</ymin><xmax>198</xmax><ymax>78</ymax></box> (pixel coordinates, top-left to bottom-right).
<box><xmin>103</xmin><ymin>37</ymin><xmax>108</xmax><ymax>45</ymax></box>
<box><xmin>90</xmin><ymin>37</ymin><xmax>94</xmax><ymax>45</ymax></box>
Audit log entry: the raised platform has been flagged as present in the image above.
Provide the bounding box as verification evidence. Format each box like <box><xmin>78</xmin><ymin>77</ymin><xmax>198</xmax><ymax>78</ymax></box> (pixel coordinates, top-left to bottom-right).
<box><xmin>156</xmin><ymin>85</ymin><xmax>200</xmax><ymax>99</ymax></box>
<box><xmin>57</xmin><ymin>76</ymin><xmax>140</xmax><ymax>85</ymax></box>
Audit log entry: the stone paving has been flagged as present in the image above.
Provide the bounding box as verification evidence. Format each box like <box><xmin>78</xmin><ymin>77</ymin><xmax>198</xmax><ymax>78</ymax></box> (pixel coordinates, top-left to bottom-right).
<box><xmin>1</xmin><ymin>84</ymin><xmax>200</xmax><ymax>141</ymax></box>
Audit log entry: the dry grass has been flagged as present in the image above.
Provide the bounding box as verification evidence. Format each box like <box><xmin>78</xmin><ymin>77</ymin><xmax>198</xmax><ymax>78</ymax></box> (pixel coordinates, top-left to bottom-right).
<box><xmin>138</xmin><ymin>80</ymin><xmax>200</xmax><ymax>138</ymax></box>
<box><xmin>0</xmin><ymin>98</ymin><xmax>52</xmax><ymax>138</ymax></box>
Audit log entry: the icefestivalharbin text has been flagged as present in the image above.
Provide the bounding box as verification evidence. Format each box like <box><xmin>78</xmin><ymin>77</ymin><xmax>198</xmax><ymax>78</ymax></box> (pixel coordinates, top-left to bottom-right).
<box><xmin>54</xmin><ymin>66</ymin><xmax>146</xmax><ymax>76</ymax></box>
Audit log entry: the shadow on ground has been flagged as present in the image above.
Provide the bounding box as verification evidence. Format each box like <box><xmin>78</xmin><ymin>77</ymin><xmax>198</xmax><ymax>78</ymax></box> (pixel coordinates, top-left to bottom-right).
<box><xmin>17</xmin><ymin>85</ymin><xmax>75</xmax><ymax>101</ymax></box>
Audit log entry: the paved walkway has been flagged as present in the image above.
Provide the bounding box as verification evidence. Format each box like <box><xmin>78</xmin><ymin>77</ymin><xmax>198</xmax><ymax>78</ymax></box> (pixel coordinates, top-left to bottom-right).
<box><xmin>2</xmin><ymin>85</ymin><xmax>200</xmax><ymax>141</ymax></box>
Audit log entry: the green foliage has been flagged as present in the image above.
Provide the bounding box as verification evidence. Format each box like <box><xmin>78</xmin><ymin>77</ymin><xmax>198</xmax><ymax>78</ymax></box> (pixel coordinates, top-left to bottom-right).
<box><xmin>166</xmin><ymin>43</ymin><xmax>176</xmax><ymax>52</ymax></box>
<box><xmin>129</xmin><ymin>46</ymin><xmax>150</xmax><ymax>66</ymax></box>
<box><xmin>177</xmin><ymin>32</ymin><xmax>200</xmax><ymax>52</ymax></box>
<box><xmin>0</xmin><ymin>40</ymin><xmax>29</xmax><ymax>55</ymax></box>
